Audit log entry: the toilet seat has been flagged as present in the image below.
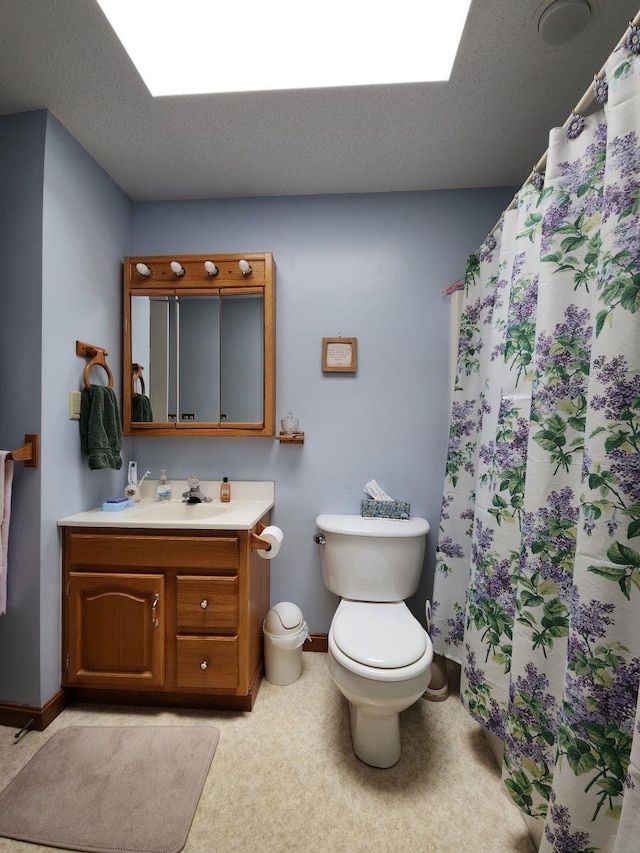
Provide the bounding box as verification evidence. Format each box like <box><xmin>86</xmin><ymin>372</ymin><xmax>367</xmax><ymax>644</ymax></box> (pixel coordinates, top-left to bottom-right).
<box><xmin>333</xmin><ymin>602</ymin><xmax>426</xmax><ymax>668</ymax></box>
<box><xmin>329</xmin><ymin>601</ymin><xmax>432</xmax><ymax>682</ymax></box>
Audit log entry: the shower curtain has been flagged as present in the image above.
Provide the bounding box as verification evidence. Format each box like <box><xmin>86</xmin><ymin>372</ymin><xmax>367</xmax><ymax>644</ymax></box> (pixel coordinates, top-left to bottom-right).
<box><xmin>432</xmin><ymin>36</ymin><xmax>640</xmax><ymax>853</ymax></box>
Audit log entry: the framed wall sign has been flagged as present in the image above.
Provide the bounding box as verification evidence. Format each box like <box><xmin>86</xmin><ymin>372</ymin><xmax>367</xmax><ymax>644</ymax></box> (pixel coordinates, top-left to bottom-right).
<box><xmin>322</xmin><ymin>337</ymin><xmax>357</xmax><ymax>373</ymax></box>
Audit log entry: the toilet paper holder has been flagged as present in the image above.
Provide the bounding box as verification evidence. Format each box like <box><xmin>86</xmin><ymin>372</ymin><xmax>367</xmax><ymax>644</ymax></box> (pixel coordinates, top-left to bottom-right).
<box><xmin>250</xmin><ymin>522</ymin><xmax>281</xmax><ymax>553</ymax></box>
<box><xmin>251</xmin><ymin>529</ymin><xmax>272</xmax><ymax>551</ymax></box>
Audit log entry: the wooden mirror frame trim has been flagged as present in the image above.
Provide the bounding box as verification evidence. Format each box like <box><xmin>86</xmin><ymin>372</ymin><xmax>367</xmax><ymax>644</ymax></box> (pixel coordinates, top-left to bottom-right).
<box><xmin>123</xmin><ymin>253</ymin><xmax>275</xmax><ymax>437</ymax></box>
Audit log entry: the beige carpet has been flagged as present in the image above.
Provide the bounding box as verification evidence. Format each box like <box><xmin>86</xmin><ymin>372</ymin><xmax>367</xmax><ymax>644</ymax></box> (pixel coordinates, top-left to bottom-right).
<box><xmin>0</xmin><ymin>653</ymin><xmax>535</xmax><ymax>853</ymax></box>
<box><xmin>0</xmin><ymin>726</ymin><xmax>219</xmax><ymax>853</ymax></box>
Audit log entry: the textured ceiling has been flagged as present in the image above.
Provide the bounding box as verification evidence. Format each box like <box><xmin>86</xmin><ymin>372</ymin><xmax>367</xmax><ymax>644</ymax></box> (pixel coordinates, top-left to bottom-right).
<box><xmin>0</xmin><ymin>0</ymin><xmax>638</xmax><ymax>201</ymax></box>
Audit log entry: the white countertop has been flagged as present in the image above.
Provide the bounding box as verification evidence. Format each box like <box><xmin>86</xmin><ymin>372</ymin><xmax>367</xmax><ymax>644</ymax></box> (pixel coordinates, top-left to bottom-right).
<box><xmin>58</xmin><ymin>481</ymin><xmax>275</xmax><ymax>531</ymax></box>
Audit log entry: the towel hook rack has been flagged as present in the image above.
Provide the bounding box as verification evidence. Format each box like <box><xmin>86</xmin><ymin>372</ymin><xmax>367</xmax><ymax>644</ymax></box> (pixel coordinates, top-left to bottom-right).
<box><xmin>132</xmin><ymin>363</ymin><xmax>146</xmax><ymax>396</ymax></box>
<box><xmin>7</xmin><ymin>433</ymin><xmax>39</xmax><ymax>467</ymax></box>
<box><xmin>76</xmin><ymin>340</ymin><xmax>114</xmax><ymax>390</ymax></box>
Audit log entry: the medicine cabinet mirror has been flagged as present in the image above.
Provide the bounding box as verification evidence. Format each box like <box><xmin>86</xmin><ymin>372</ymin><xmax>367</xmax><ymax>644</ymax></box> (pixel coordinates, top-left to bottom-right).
<box><xmin>123</xmin><ymin>253</ymin><xmax>275</xmax><ymax>436</ymax></box>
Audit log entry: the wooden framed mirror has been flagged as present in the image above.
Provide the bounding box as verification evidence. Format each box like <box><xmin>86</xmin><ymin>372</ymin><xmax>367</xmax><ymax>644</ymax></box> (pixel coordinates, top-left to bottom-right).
<box><xmin>123</xmin><ymin>253</ymin><xmax>275</xmax><ymax>437</ymax></box>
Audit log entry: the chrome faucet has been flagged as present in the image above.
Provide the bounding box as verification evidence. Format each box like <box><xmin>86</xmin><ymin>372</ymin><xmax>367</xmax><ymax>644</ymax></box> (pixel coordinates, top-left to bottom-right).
<box><xmin>182</xmin><ymin>476</ymin><xmax>212</xmax><ymax>503</ymax></box>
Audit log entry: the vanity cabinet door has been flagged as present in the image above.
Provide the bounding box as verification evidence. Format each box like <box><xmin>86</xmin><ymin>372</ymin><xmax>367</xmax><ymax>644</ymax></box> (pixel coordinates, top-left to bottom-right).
<box><xmin>66</xmin><ymin>572</ymin><xmax>165</xmax><ymax>689</ymax></box>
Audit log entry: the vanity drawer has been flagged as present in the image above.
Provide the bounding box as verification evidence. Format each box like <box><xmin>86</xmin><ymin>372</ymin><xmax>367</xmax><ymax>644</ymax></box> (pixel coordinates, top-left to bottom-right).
<box><xmin>176</xmin><ymin>636</ymin><xmax>239</xmax><ymax>689</ymax></box>
<box><xmin>176</xmin><ymin>575</ymin><xmax>239</xmax><ymax>631</ymax></box>
<box><xmin>67</xmin><ymin>532</ymin><xmax>239</xmax><ymax>571</ymax></box>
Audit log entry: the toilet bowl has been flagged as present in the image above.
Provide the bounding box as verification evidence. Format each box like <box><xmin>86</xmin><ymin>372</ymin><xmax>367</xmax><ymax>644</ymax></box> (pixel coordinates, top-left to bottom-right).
<box><xmin>327</xmin><ymin>599</ymin><xmax>433</xmax><ymax>767</ymax></box>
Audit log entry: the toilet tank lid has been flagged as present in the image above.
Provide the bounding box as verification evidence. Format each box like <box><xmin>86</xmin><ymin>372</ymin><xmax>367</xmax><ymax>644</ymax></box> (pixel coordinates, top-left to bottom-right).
<box><xmin>316</xmin><ymin>514</ymin><xmax>429</xmax><ymax>538</ymax></box>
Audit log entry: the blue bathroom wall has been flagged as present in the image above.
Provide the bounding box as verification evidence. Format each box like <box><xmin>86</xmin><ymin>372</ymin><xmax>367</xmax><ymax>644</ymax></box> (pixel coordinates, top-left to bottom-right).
<box><xmin>0</xmin><ymin>111</ymin><xmax>46</xmax><ymax>705</ymax></box>
<box><xmin>130</xmin><ymin>190</ymin><xmax>513</xmax><ymax>632</ymax></box>
<box><xmin>0</xmin><ymin>111</ymin><xmax>131</xmax><ymax>706</ymax></box>
<box><xmin>39</xmin><ymin>113</ymin><xmax>132</xmax><ymax>702</ymax></box>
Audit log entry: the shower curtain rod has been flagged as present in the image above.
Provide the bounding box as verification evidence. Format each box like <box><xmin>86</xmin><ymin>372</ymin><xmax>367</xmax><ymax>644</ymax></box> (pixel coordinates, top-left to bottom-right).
<box><xmin>488</xmin><ymin>8</ymin><xmax>640</xmax><ymax>237</ymax></box>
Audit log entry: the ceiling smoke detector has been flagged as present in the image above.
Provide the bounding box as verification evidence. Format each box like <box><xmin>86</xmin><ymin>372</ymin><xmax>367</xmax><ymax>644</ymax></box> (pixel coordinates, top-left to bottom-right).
<box><xmin>537</xmin><ymin>0</ymin><xmax>594</xmax><ymax>45</ymax></box>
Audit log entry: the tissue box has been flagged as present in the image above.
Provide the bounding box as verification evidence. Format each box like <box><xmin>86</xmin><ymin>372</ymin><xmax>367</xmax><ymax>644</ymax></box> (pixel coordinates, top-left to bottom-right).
<box><xmin>361</xmin><ymin>499</ymin><xmax>411</xmax><ymax>520</ymax></box>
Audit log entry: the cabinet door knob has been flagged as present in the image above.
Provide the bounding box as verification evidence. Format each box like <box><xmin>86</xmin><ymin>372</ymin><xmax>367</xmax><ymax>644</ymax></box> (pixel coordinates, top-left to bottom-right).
<box><xmin>200</xmin><ymin>599</ymin><xmax>208</xmax><ymax>609</ymax></box>
<box><xmin>200</xmin><ymin>660</ymin><xmax>208</xmax><ymax>671</ymax></box>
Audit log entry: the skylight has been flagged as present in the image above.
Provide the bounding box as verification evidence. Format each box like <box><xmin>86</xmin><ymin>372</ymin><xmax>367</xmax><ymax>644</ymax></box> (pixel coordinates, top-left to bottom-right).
<box><xmin>95</xmin><ymin>0</ymin><xmax>472</xmax><ymax>96</ymax></box>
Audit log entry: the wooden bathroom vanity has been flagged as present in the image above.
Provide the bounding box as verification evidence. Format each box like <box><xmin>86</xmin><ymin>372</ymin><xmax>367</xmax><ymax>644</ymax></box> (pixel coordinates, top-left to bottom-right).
<box><xmin>58</xmin><ymin>482</ymin><xmax>274</xmax><ymax>712</ymax></box>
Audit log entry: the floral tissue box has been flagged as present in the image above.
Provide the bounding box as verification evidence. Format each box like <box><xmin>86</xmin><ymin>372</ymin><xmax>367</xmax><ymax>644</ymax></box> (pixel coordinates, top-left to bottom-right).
<box><xmin>361</xmin><ymin>500</ymin><xmax>411</xmax><ymax>520</ymax></box>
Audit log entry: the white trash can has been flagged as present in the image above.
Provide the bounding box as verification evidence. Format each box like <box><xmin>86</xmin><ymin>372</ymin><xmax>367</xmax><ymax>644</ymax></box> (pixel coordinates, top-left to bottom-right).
<box><xmin>263</xmin><ymin>602</ymin><xmax>310</xmax><ymax>685</ymax></box>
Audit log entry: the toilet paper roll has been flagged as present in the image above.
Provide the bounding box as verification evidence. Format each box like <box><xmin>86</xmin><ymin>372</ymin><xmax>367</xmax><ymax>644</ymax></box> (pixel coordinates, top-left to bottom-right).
<box><xmin>257</xmin><ymin>526</ymin><xmax>283</xmax><ymax>559</ymax></box>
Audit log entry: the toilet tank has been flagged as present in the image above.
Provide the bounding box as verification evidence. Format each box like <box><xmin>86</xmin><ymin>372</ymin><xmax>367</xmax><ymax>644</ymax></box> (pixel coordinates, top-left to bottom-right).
<box><xmin>316</xmin><ymin>514</ymin><xmax>429</xmax><ymax>602</ymax></box>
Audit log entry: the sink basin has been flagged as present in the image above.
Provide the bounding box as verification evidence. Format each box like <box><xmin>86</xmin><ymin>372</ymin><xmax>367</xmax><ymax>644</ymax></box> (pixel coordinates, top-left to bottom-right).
<box><xmin>134</xmin><ymin>501</ymin><xmax>228</xmax><ymax>521</ymax></box>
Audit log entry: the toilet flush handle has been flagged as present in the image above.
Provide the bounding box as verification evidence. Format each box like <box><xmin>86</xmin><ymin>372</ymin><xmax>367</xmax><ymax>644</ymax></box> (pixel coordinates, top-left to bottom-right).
<box><xmin>313</xmin><ymin>532</ymin><xmax>326</xmax><ymax>545</ymax></box>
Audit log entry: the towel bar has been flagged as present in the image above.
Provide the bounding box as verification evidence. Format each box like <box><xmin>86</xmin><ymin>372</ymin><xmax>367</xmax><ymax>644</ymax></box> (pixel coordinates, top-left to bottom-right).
<box><xmin>7</xmin><ymin>434</ymin><xmax>39</xmax><ymax>468</ymax></box>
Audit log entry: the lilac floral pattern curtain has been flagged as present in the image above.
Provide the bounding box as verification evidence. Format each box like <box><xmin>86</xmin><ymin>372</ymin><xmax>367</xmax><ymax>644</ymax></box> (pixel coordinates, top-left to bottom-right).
<box><xmin>431</xmin><ymin>37</ymin><xmax>640</xmax><ymax>853</ymax></box>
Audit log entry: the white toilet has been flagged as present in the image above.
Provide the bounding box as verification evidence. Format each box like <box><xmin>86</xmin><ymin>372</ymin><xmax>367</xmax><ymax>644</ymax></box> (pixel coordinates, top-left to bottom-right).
<box><xmin>315</xmin><ymin>513</ymin><xmax>433</xmax><ymax>768</ymax></box>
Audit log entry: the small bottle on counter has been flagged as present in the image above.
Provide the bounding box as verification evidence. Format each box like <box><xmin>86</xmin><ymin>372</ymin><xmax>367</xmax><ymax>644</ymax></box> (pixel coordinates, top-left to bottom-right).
<box><xmin>155</xmin><ymin>468</ymin><xmax>172</xmax><ymax>502</ymax></box>
<box><xmin>220</xmin><ymin>476</ymin><xmax>231</xmax><ymax>503</ymax></box>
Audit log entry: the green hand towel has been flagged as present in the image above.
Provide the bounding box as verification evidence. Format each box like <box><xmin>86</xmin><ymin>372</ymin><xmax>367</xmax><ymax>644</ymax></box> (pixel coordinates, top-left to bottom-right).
<box><xmin>79</xmin><ymin>385</ymin><xmax>123</xmax><ymax>470</ymax></box>
<box><xmin>132</xmin><ymin>393</ymin><xmax>153</xmax><ymax>423</ymax></box>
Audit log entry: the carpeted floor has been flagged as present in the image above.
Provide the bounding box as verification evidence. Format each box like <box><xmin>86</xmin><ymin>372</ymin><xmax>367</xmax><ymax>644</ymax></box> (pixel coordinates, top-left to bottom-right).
<box><xmin>0</xmin><ymin>653</ymin><xmax>535</xmax><ymax>853</ymax></box>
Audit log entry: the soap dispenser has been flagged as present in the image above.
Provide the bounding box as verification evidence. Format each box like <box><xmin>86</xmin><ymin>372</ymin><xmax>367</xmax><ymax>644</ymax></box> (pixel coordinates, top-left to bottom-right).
<box><xmin>220</xmin><ymin>477</ymin><xmax>231</xmax><ymax>503</ymax></box>
<box><xmin>155</xmin><ymin>469</ymin><xmax>172</xmax><ymax>502</ymax></box>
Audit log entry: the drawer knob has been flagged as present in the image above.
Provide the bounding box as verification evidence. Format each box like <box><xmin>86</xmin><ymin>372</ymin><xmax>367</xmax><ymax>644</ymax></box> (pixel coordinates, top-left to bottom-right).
<box><xmin>200</xmin><ymin>599</ymin><xmax>208</xmax><ymax>610</ymax></box>
<box><xmin>200</xmin><ymin>660</ymin><xmax>208</xmax><ymax>671</ymax></box>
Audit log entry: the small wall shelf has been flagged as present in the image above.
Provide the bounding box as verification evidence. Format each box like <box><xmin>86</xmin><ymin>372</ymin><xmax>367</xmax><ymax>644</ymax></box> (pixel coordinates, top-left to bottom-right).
<box><xmin>275</xmin><ymin>432</ymin><xmax>304</xmax><ymax>444</ymax></box>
